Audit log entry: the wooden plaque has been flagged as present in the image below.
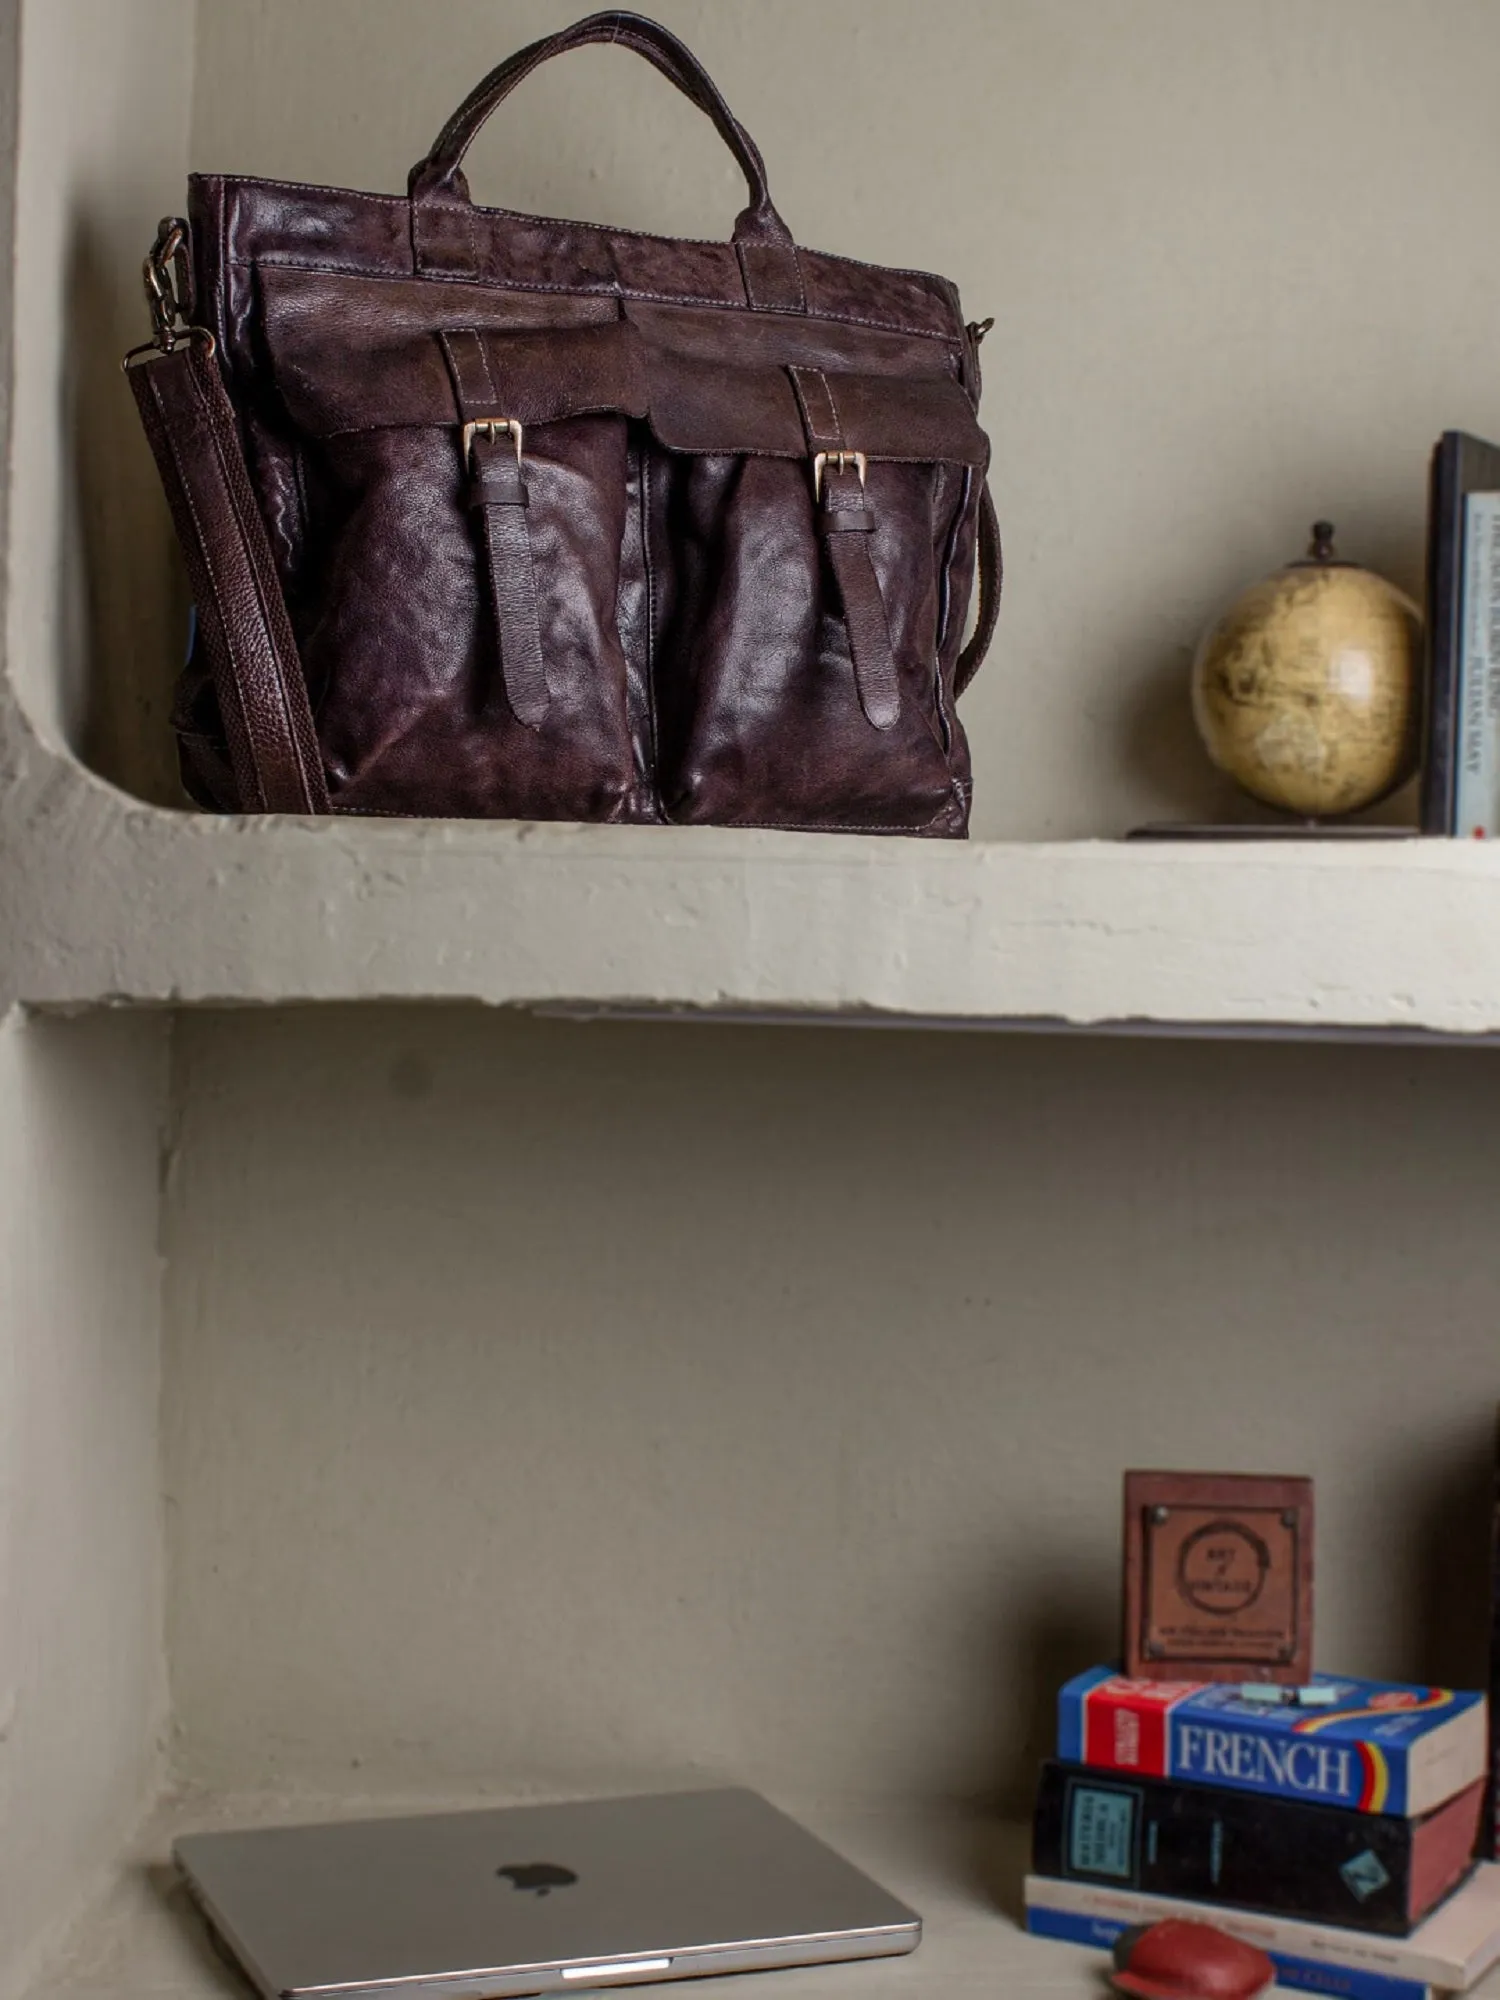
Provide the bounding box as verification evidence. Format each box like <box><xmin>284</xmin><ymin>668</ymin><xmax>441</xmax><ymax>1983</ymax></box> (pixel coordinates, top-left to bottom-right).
<box><xmin>1123</xmin><ymin>1470</ymin><xmax>1314</xmax><ymax>1684</ymax></box>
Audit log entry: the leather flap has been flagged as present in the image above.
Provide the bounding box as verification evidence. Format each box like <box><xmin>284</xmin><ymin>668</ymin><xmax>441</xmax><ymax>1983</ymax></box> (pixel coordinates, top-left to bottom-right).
<box><xmin>644</xmin><ymin>351</ymin><xmax>987</xmax><ymax>466</ymax></box>
<box><xmin>260</xmin><ymin>268</ymin><xmax>984</xmax><ymax>464</ymax></box>
<box><xmin>268</xmin><ymin>316</ymin><xmax>650</xmax><ymax>437</ymax></box>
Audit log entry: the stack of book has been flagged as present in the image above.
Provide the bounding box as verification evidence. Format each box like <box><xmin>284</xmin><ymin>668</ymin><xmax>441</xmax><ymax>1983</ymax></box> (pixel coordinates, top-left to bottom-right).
<box><xmin>1025</xmin><ymin>1666</ymin><xmax>1495</xmax><ymax>2000</ymax></box>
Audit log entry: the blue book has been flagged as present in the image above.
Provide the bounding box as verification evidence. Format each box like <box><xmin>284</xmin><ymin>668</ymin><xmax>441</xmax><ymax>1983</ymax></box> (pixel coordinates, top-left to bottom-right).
<box><xmin>1025</xmin><ymin>1899</ymin><xmax>1432</xmax><ymax>2000</ymax></box>
<box><xmin>1057</xmin><ymin>1666</ymin><xmax>1487</xmax><ymax>1816</ymax></box>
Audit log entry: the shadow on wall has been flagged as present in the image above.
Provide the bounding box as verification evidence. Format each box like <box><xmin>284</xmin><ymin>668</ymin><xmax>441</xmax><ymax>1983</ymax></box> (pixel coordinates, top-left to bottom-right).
<box><xmin>1398</xmin><ymin>1409</ymin><xmax>1495</xmax><ymax>1692</ymax></box>
<box><xmin>65</xmin><ymin>210</ymin><xmax>187</xmax><ymax>806</ymax></box>
<box><xmin>991</xmin><ymin>1562</ymin><xmax>1116</xmax><ymax>1819</ymax></box>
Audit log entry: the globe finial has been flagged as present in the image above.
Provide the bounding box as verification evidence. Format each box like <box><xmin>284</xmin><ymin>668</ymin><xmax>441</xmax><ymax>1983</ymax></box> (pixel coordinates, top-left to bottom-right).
<box><xmin>1309</xmin><ymin>520</ymin><xmax>1338</xmax><ymax>562</ymax></box>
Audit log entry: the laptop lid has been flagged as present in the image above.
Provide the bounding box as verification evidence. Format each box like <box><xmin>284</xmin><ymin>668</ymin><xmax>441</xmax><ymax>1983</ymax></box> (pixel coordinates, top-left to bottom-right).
<box><xmin>173</xmin><ymin>1787</ymin><xmax>922</xmax><ymax>1999</ymax></box>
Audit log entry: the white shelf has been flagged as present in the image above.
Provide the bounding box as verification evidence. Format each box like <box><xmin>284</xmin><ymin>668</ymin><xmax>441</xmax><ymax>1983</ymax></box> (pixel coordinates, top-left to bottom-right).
<box><xmin>8</xmin><ymin>720</ymin><xmax>1500</xmax><ymax>1035</ymax></box>
<box><xmin>26</xmin><ymin>1795</ymin><xmax>1093</xmax><ymax>2000</ymax></box>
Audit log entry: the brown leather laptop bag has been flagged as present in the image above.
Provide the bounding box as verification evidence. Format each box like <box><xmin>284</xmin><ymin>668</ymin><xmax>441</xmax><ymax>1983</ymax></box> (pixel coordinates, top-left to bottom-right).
<box><xmin>127</xmin><ymin>10</ymin><xmax>998</xmax><ymax>832</ymax></box>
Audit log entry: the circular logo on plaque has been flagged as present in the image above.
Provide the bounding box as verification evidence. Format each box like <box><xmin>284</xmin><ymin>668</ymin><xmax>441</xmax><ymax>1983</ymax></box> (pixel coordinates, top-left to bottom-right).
<box><xmin>1176</xmin><ymin>1519</ymin><xmax>1271</xmax><ymax>1616</ymax></box>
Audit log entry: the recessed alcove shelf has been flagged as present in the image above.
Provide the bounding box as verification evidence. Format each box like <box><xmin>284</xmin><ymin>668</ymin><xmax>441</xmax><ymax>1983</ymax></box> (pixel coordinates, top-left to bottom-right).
<box><xmin>26</xmin><ymin>1796</ymin><xmax>1092</xmax><ymax>2000</ymax></box>
<box><xmin>6</xmin><ymin>719</ymin><xmax>1500</xmax><ymax>1035</ymax></box>
<box><xmin>19</xmin><ymin>8</ymin><xmax>1500</xmax><ymax>2000</ymax></box>
<box><xmin>38</xmin><ymin>1793</ymin><xmax>1500</xmax><ymax>2000</ymax></box>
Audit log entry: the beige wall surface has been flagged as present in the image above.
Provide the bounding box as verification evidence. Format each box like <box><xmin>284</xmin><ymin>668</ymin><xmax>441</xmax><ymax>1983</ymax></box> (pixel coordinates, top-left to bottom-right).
<box><xmin>164</xmin><ymin>1009</ymin><xmax>1500</xmax><ymax>1808</ymax></box>
<box><xmin>0</xmin><ymin>11</ymin><xmax>185</xmax><ymax>1990</ymax></box>
<box><xmin>8</xmin><ymin>0</ymin><xmax>194</xmax><ymax>799</ymax></box>
<box><xmin>181</xmin><ymin>0</ymin><xmax>1500</xmax><ymax>838</ymax></box>
<box><xmin>0</xmin><ymin>1011</ymin><xmax>170</xmax><ymax>2000</ymax></box>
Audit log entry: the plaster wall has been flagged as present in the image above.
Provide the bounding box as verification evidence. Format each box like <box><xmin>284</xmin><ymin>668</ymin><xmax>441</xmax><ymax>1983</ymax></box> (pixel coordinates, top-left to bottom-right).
<box><xmin>8</xmin><ymin>0</ymin><xmax>194</xmax><ymax>799</ymax></box>
<box><xmin>0</xmin><ymin>6</ymin><xmax>186</xmax><ymax>1991</ymax></box>
<box><xmin>181</xmin><ymin>0</ymin><xmax>1500</xmax><ymax>839</ymax></box>
<box><xmin>0</xmin><ymin>1011</ymin><xmax>170</xmax><ymax>2000</ymax></box>
<box><xmin>163</xmin><ymin>1010</ymin><xmax>1500</xmax><ymax>1809</ymax></box>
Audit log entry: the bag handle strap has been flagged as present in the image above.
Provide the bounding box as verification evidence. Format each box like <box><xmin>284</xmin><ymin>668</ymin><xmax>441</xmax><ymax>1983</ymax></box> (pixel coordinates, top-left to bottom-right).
<box><xmin>956</xmin><ymin>479</ymin><xmax>1002</xmax><ymax>697</ymax></box>
<box><xmin>408</xmin><ymin>8</ymin><xmax>794</xmax><ymax>250</ymax></box>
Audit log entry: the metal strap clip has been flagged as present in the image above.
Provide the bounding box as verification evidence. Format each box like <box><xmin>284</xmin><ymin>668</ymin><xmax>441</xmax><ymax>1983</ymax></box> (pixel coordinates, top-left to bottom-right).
<box><xmin>122</xmin><ymin>218</ymin><xmax>217</xmax><ymax>371</ymax></box>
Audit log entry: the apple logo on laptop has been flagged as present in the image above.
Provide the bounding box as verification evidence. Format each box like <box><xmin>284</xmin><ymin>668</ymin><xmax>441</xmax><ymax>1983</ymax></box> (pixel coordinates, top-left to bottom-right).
<box><xmin>497</xmin><ymin>1862</ymin><xmax>578</xmax><ymax>1897</ymax></box>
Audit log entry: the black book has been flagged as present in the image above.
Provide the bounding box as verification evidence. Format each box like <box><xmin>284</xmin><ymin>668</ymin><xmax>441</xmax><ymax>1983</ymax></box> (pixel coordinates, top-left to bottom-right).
<box><xmin>1033</xmin><ymin>1759</ymin><xmax>1484</xmax><ymax>1938</ymax></box>
<box><xmin>1421</xmin><ymin>431</ymin><xmax>1500</xmax><ymax>834</ymax></box>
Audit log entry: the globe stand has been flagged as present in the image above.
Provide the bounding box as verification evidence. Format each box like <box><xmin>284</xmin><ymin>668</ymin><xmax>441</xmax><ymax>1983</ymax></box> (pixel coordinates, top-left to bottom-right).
<box><xmin>1143</xmin><ymin>520</ymin><xmax>1424</xmax><ymax>837</ymax></box>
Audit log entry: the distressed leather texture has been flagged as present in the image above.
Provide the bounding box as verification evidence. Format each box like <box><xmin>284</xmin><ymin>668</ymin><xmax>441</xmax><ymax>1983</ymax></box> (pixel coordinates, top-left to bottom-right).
<box><xmin>158</xmin><ymin>9</ymin><xmax>998</xmax><ymax>831</ymax></box>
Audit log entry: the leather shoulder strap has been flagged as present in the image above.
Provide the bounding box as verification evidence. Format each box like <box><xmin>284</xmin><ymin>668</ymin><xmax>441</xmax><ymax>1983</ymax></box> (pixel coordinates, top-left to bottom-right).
<box><xmin>956</xmin><ymin>477</ymin><xmax>1001</xmax><ymax>697</ymax></box>
<box><xmin>127</xmin><ymin>334</ymin><xmax>329</xmax><ymax>814</ymax></box>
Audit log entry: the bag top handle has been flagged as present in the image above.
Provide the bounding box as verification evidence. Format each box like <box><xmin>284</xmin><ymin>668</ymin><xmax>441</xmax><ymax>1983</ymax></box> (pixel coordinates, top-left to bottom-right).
<box><xmin>408</xmin><ymin>9</ymin><xmax>794</xmax><ymax>249</ymax></box>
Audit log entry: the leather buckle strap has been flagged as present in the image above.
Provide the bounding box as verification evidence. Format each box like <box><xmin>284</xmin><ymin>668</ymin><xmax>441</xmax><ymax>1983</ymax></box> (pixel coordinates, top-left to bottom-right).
<box><xmin>461</xmin><ymin>422</ymin><xmax>549</xmax><ymax>731</ymax></box>
<box><xmin>815</xmin><ymin>461</ymin><xmax>900</xmax><ymax>731</ymax></box>
<box><xmin>443</xmin><ymin>329</ymin><xmax>550</xmax><ymax>731</ymax></box>
<box><xmin>787</xmin><ymin>366</ymin><xmax>900</xmax><ymax>732</ymax></box>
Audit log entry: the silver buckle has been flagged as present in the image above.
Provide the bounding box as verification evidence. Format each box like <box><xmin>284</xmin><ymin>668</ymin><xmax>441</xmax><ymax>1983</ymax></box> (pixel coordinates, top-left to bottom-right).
<box><xmin>462</xmin><ymin>418</ymin><xmax>524</xmax><ymax>469</ymax></box>
<box><xmin>811</xmin><ymin>449</ymin><xmax>867</xmax><ymax>501</ymax></box>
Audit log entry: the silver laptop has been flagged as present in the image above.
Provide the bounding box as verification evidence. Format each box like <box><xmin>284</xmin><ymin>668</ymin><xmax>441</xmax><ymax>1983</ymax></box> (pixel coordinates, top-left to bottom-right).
<box><xmin>173</xmin><ymin>1787</ymin><xmax>921</xmax><ymax>1999</ymax></box>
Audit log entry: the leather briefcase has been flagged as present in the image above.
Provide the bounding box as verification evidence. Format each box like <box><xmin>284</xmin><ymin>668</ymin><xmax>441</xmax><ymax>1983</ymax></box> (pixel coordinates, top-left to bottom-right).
<box><xmin>126</xmin><ymin>9</ymin><xmax>999</xmax><ymax>833</ymax></box>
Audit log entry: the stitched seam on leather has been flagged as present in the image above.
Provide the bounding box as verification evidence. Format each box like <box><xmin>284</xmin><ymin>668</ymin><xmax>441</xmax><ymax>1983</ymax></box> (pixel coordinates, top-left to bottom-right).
<box><xmin>640</xmin><ymin>437</ymin><xmax>662</xmax><ymax>817</ymax></box>
<box><xmin>475</xmin><ymin>333</ymin><xmax>502</xmax><ymax>407</ymax></box>
<box><xmin>667</xmin><ymin>810</ymin><xmax>961</xmax><ymax>835</ymax></box>
<box><xmin>438</xmin><ymin>328</ymin><xmax>484</xmax><ymax>412</ymax></box>
<box><xmin>325</xmin><ymin>807</ymin><xmax>961</xmax><ymax>829</ymax></box>
<box><xmin>737</xmin><ymin>240</ymin><xmax>807</xmax><ymax>316</ymax></box>
<box><xmin>190</xmin><ymin>361</ymin><xmax>322</xmax><ymax>810</ymax></box>
<box><xmin>315</xmin><ymin>399</ymin><xmax>653</xmax><ymax>439</ymax></box>
<box><xmin>786</xmin><ymin>248</ymin><xmax>808</xmax><ymax>313</ymax></box>
<box><xmin>198</xmin><ymin>175</ymin><xmax>958</xmax><ymax>292</ymax></box>
<box><xmin>232</xmin><ymin>258</ymin><xmax>961</xmax><ymax>344</ymax></box>
<box><xmin>787</xmin><ymin>366</ymin><xmax>841</xmax><ymax>447</ymax></box>
<box><xmin>307</xmin><ymin>423</ymin><xmax>976</xmax><ymax>464</ymax></box>
<box><xmin>933</xmin><ymin>461</ymin><xmax>966</xmax><ymax>665</ymax></box>
<box><xmin>216</xmin><ymin>186</ymin><xmax>233</xmax><ymax>356</ymax></box>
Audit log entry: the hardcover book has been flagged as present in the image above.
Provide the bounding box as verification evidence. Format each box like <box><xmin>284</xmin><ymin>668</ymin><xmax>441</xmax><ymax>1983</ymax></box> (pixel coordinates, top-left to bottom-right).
<box><xmin>1025</xmin><ymin>1898</ymin><xmax>1432</xmax><ymax>2000</ymax></box>
<box><xmin>1058</xmin><ymin>1667</ymin><xmax>1487</xmax><ymax>1816</ymax></box>
<box><xmin>1422</xmin><ymin>431</ymin><xmax>1500</xmax><ymax>835</ymax></box>
<box><xmin>1024</xmin><ymin>1861</ymin><xmax>1500</xmax><ymax>1993</ymax></box>
<box><xmin>1033</xmin><ymin>1759</ymin><xmax>1484</xmax><ymax>1935</ymax></box>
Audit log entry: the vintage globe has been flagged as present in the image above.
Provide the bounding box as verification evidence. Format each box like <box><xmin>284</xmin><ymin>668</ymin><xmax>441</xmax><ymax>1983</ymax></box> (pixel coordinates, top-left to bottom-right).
<box><xmin>1190</xmin><ymin>523</ymin><xmax>1423</xmax><ymax>818</ymax></box>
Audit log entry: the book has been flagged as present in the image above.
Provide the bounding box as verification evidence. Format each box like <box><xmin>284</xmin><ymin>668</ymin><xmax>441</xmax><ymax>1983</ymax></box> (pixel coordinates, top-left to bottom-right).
<box><xmin>1058</xmin><ymin>1667</ymin><xmax>1488</xmax><ymax>1816</ymax></box>
<box><xmin>1422</xmin><ymin>431</ymin><xmax>1500</xmax><ymax>835</ymax></box>
<box><xmin>1022</xmin><ymin>1863</ymin><xmax>1500</xmax><ymax>1992</ymax></box>
<box><xmin>1033</xmin><ymin>1759</ymin><xmax>1485</xmax><ymax>1934</ymax></box>
<box><xmin>1025</xmin><ymin>1896</ymin><xmax>1433</xmax><ymax>2000</ymax></box>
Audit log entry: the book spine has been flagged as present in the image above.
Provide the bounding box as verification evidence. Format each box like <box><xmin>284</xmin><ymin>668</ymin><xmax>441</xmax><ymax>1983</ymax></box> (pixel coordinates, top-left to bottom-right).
<box><xmin>1024</xmin><ymin>1903</ymin><xmax>1431</xmax><ymax>2000</ymax></box>
<box><xmin>1451</xmin><ymin>493</ymin><xmax>1500</xmax><ymax>837</ymax></box>
<box><xmin>1421</xmin><ymin>435</ymin><xmax>1464</xmax><ymax>833</ymax></box>
<box><xmin>1058</xmin><ymin>1678</ymin><xmax>1410</xmax><ymax>1812</ymax></box>
<box><xmin>1033</xmin><ymin>1763</ymin><xmax>1412</xmax><ymax>1932</ymax></box>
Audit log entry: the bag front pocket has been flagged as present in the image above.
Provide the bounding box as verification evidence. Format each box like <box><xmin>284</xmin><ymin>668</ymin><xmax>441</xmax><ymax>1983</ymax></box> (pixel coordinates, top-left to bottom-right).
<box><xmin>641</xmin><ymin>355</ymin><xmax>988</xmax><ymax>834</ymax></box>
<box><xmin>264</xmin><ymin>287</ymin><xmax>652</xmax><ymax>821</ymax></box>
